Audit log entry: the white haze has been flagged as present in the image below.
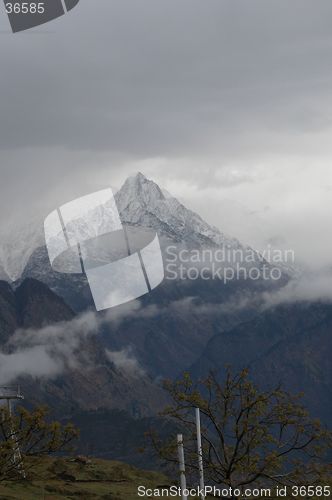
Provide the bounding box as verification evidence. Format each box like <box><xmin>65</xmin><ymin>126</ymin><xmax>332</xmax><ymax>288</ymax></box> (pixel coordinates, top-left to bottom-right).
<box><xmin>0</xmin><ymin>307</ymin><xmax>146</xmax><ymax>385</ymax></box>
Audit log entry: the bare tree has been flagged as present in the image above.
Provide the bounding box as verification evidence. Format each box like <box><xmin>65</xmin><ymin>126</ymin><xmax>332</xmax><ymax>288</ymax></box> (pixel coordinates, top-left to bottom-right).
<box><xmin>151</xmin><ymin>369</ymin><xmax>332</xmax><ymax>497</ymax></box>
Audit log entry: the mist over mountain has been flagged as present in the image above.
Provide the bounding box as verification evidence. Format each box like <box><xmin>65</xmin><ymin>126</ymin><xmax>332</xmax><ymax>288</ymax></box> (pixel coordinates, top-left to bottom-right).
<box><xmin>0</xmin><ymin>278</ymin><xmax>166</xmax><ymax>416</ymax></box>
<box><xmin>10</xmin><ymin>173</ymin><xmax>285</xmax><ymax>385</ymax></box>
<box><xmin>1</xmin><ymin>172</ymin><xmax>277</xmax><ymax>284</ymax></box>
<box><xmin>0</xmin><ymin>215</ymin><xmax>44</xmax><ymax>281</ymax></box>
<box><xmin>15</xmin><ymin>172</ymin><xmax>285</xmax><ymax>311</ymax></box>
<box><xmin>0</xmin><ymin>264</ymin><xmax>10</xmax><ymax>283</ymax></box>
<box><xmin>0</xmin><ymin>172</ymin><xmax>330</xmax><ymax>463</ymax></box>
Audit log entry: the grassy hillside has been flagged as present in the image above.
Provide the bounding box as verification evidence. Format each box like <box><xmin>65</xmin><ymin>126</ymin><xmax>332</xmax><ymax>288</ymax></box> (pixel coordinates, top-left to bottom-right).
<box><xmin>0</xmin><ymin>456</ymin><xmax>174</xmax><ymax>500</ymax></box>
<box><xmin>0</xmin><ymin>456</ymin><xmax>329</xmax><ymax>499</ymax></box>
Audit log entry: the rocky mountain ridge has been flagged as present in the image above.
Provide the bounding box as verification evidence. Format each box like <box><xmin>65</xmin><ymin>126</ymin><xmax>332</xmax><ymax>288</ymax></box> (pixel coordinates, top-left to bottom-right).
<box><xmin>1</xmin><ymin>172</ymin><xmax>260</xmax><ymax>283</ymax></box>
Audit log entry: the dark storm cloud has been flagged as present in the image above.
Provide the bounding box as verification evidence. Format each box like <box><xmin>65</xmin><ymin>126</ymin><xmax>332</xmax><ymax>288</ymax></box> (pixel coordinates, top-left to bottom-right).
<box><xmin>1</xmin><ymin>0</ymin><xmax>332</xmax><ymax>156</ymax></box>
<box><xmin>1</xmin><ymin>0</ymin><xmax>332</xmax><ymax>272</ymax></box>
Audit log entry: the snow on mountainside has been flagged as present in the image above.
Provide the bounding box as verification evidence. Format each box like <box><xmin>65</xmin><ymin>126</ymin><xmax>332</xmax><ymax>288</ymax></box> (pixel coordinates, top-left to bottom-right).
<box><xmin>115</xmin><ymin>172</ymin><xmax>242</xmax><ymax>249</ymax></box>
<box><xmin>0</xmin><ymin>216</ymin><xmax>44</xmax><ymax>281</ymax></box>
<box><xmin>3</xmin><ymin>172</ymin><xmax>258</xmax><ymax>282</ymax></box>
<box><xmin>0</xmin><ymin>262</ymin><xmax>10</xmax><ymax>282</ymax></box>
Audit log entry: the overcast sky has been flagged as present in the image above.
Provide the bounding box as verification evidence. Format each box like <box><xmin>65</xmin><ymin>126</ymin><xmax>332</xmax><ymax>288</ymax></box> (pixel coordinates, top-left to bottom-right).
<box><xmin>1</xmin><ymin>0</ymin><xmax>332</xmax><ymax>269</ymax></box>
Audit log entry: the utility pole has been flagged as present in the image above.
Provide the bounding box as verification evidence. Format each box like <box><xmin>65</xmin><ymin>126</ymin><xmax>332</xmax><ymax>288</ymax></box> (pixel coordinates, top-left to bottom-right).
<box><xmin>177</xmin><ymin>434</ymin><xmax>188</xmax><ymax>500</ymax></box>
<box><xmin>0</xmin><ymin>386</ymin><xmax>25</xmax><ymax>478</ymax></box>
<box><xmin>195</xmin><ymin>408</ymin><xmax>205</xmax><ymax>500</ymax></box>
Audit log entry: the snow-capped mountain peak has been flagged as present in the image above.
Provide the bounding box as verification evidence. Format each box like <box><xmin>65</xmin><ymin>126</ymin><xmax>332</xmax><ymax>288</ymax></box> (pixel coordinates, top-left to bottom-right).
<box><xmin>115</xmin><ymin>172</ymin><xmax>239</xmax><ymax>248</ymax></box>
<box><xmin>115</xmin><ymin>172</ymin><xmax>165</xmax><ymax>212</ymax></box>
<box><xmin>1</xmin><ymin>172</ymin><xmax>243</xmax><ymax>282</ymax></box>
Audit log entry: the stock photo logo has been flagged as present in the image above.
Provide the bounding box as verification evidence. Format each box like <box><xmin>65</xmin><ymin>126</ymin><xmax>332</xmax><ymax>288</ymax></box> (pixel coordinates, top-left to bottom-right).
<box><xmin>44</xmin><ymin>189</ymin><xmax>165</xmax><ymax>312</ymax></box>
<box><xmin>3</xmin><ymin>0</ymin><xmax>80</xmax><ymax>33</ymax></box>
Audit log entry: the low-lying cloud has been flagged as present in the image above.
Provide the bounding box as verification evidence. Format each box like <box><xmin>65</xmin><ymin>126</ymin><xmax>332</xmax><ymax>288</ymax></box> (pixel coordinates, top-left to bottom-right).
<box><xmin>0</xmin><ymin>346</ymin><xmax>61</xmax><ymax>385</ymax></box>
<box><xmin>262</xmin><ymin>269</ymin><xmax>332</xmax><ymax>308</ymax></box>
<box><xmin>2</xmin><ymin>266</ymin><xmax>332</xmax><ymax>386</ymax></box>
<box><xmin>0</xmin><ymin>303</ymin><xmax>156</xmax><ymax>385</ymax></box>
<box><xmin>0</xmin><ymin>311</ymin><xmax>99</xmax><ymax>385</ymax></box>
<box><xmin>106</xmin><ymin>347</ymin><xmax>145</xmax><ymax>377</ymax></box>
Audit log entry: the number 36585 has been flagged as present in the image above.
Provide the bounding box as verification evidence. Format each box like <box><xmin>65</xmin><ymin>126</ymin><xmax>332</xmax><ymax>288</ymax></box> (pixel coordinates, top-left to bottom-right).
<box><xmin>5</xmin><ymin>3</ymin><xmax>45</xmax><ymax>14</ymax></box>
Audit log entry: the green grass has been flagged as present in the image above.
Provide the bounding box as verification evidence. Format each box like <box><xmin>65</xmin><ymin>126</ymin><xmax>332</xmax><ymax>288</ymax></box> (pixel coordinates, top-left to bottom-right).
<box><xmin>0</xmin><ymin>457</ymin><xmax>329</xmax><ymax>499</ymax></box>
<box><xmin>0</xmin><ymin>456</ymin><xmax>176</xmax><ymax>499</ymax></box>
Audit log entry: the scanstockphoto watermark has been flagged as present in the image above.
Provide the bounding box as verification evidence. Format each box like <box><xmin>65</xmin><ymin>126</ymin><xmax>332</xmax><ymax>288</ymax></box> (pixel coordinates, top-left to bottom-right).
<box><xmin>165</xmin><ymin>245</ymin><xmax>295</xmax><ymax>284</ymax></box>
<box><xmin>138</xmin><ymin>485</ymin><xmax>274</xmax><ymax>498</ymax></box>
<box><xmin>138</xmin><ymin>485</ymin><xmax>331</xmax><ymax>498</ymax></box>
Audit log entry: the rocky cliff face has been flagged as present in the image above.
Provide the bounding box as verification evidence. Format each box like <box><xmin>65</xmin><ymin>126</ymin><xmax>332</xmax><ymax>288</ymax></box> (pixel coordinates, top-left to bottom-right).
<box><xmin>15</xmin><ymin>278</ymin><xmax>74</xmax><ymax>328</ymax></box>
<box><xmin>0</xmin><ymin>280</ymin><xmax>17</xmax><ymax>344</ymax></box>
